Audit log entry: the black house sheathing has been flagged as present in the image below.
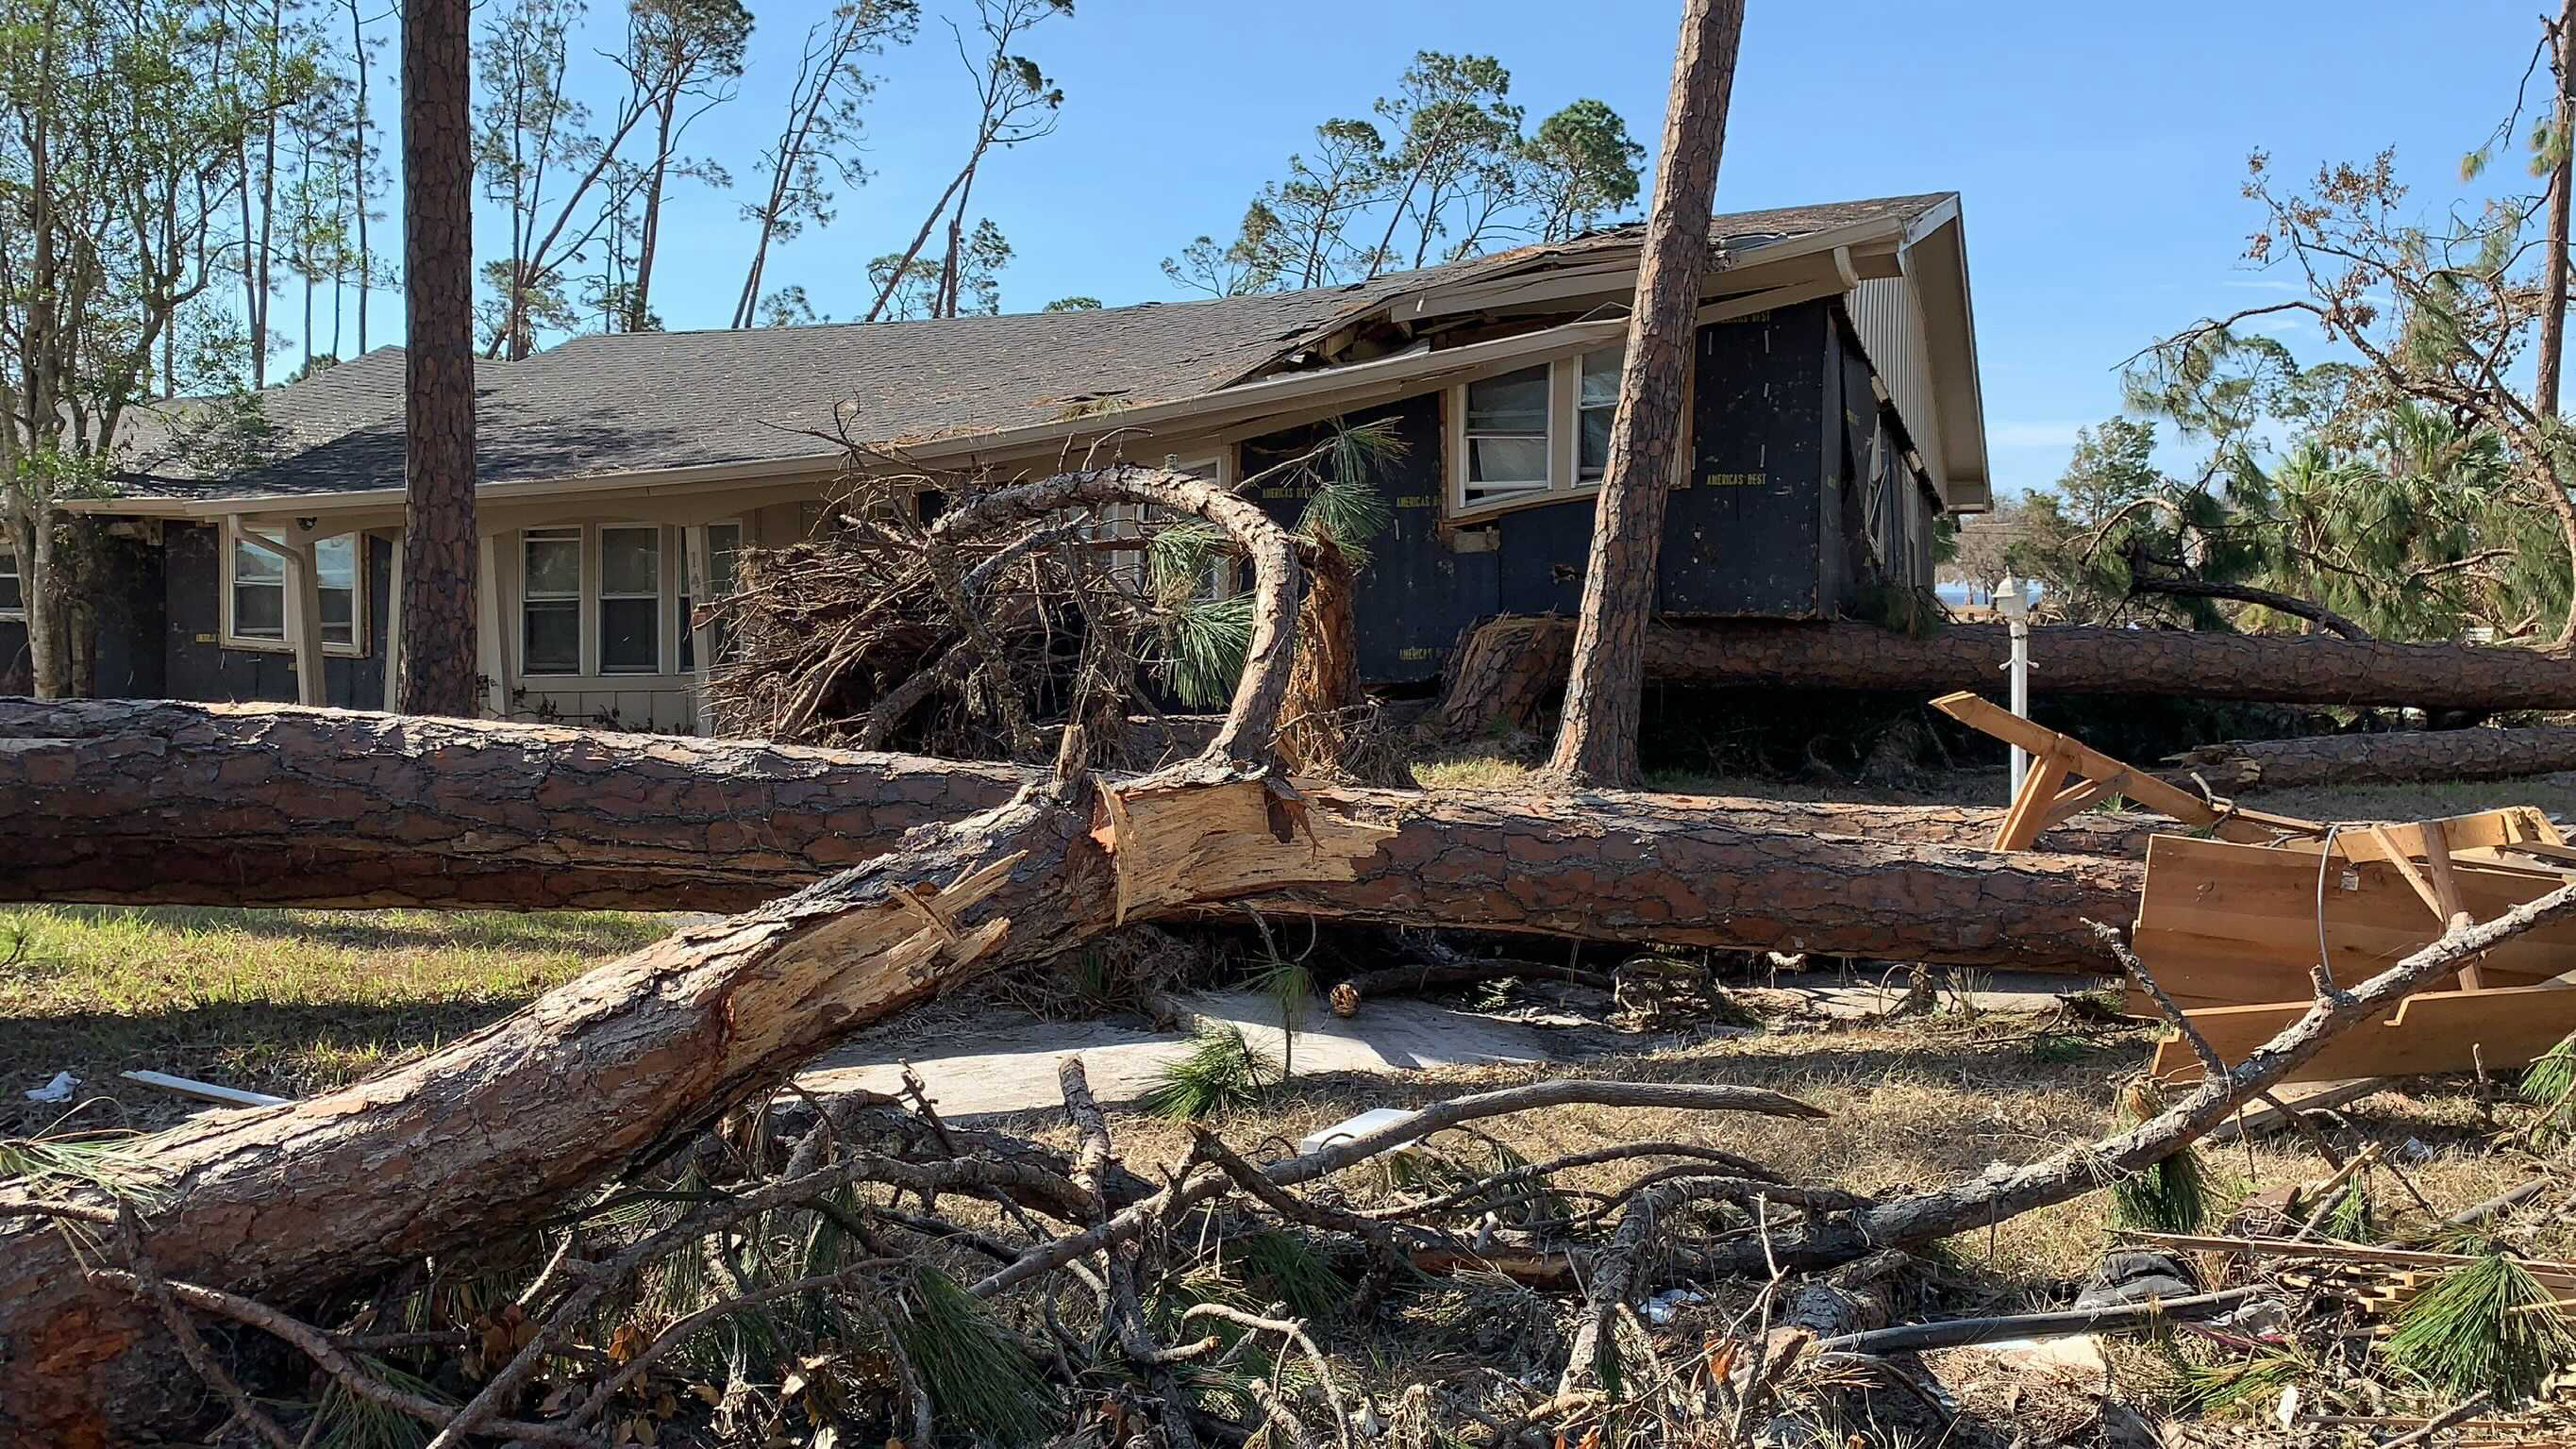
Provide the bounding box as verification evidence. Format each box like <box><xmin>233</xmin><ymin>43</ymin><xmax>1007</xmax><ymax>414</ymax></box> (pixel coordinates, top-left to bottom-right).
<box><xmin>1242</xmin><ymin>298</ymin><xmax>1939</xmax><ymax>686</ymax></box>
<box><xmin>162</xmin><ymin>522</ymin><xmax>392</xmax><ymax>708</ymax></box>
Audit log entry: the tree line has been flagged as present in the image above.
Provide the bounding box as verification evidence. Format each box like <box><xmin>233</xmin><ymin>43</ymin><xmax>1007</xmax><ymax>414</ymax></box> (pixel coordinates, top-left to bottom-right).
<box><xmin>1160</xmin><ymin>53</ymin><xmax>1647</xmax><ymax>298</ymax></box>
<box><xmin>1959</xmin><ymin>4</ymin><xmax>2576</xmax><ymax>655</ymax></box>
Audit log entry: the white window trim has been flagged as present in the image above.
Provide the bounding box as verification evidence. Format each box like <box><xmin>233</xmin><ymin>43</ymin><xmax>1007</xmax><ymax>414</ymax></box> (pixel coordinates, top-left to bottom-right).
<box><xmin>519</xmin><ymin>525</ymin><xmax>586</xmax><ymax>678</ymax></box>
<box><xmin>515</xmin><ymin>522</ymin><xmax>711</xmax><ymax>684</ymax></box>
<box><xmin>0</xmin><ymin>548</ymin><xmax>22</xmax><ymax>623</ymax></box>
<box><xmin>1445</xmin><ymin>343</ymin><xmax>1689</xmax><ymax>520</ymax></box>
<box><xmin>219</xmin><ymin>522</ymin><xmax>369</xmax><ymax>657</ymax></box>
<box><xmin>595</xmin><ymin>523</ymin><xmax>665</xmax><ymax>677</ymax></box>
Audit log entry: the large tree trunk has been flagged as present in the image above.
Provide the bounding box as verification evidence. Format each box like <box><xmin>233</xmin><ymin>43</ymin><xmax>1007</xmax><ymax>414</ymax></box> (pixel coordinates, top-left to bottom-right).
<box><xmin>0</xmin><ymin>749</ymin><xmax>2144</xmax><ymax>1443</ymax></box>
<box><xmin>1546</xmin><ymin>0</ymin><xmax>1744</xmax><ymax>787</ymax></box>
<box><xmin>2164</xmin><ymin>725</ymin><xmax>2576</xmax><ymax>794</ymax></box>
<box><xmin>396</xmin><ymin>0</ymin><xmax>478</xmax><ymax>717</ymax></box>
<box><xmin>0</xmin><ymin>698</ymin><xmax>2150</xmax><ymax>950</ymax></box>
<box><xmin>2542</xmin><ymin>0</ymin><xmax>2576</xmax><ymax>421</ymax></box>
<box><xmin>1426</xmin><ymin>616</ymin><xmax>2576</xmax><ymax>741</ymax></box>
<box><xmin>0</xmin><ymin>461</ymin><xmax>2148</xmax><ymax>1445</ymax></box>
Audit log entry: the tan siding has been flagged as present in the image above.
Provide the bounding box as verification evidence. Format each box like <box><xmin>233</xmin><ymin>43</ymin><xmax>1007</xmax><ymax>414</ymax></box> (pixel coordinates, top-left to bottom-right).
<box><xmin>1848</xmin><ymin>275</ymin><xmax>1948</xmax><ymax>504</ymax></box>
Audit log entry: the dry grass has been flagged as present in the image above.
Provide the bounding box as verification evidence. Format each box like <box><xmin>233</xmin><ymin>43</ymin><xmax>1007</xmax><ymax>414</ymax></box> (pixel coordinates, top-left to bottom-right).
<box><xmin>0</xmin><ymin>904</ymin><xmax>674</xmax><ymax>1135</ymax></box>
<box><xmin>980</xmin><ymin>1008</ymin><xmax>2562</xmax><ymax>1294</ymax></box>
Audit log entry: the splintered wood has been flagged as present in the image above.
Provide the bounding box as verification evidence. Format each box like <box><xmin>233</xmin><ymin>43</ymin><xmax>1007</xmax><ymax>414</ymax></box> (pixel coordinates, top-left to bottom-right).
<box><xmin>1936</xmin><ymin>693</ymin><xmax>2576</xmax><ymax>1085</ymax></box>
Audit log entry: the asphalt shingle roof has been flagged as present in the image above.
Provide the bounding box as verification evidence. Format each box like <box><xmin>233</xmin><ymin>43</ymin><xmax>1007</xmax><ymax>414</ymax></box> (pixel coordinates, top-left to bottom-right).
<box><xmin>112</xmin><ymin>192</ymin><xmax>1954</xmax><ymax>504</ymax></box>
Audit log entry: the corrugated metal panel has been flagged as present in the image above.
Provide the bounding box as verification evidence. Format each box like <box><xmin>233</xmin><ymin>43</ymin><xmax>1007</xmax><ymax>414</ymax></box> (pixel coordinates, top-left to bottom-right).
<box><xmin>1847</xmin><ymin>275</ymin><xmax>1946</xmax><ymax>502</ymax></box>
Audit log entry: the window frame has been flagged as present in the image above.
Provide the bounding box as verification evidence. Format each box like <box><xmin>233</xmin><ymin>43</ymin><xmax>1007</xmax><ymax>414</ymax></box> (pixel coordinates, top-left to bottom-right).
<box><xmin>519</xmin><ymin>525</ymin><xmax>587</xmax><ymax>678</ymax></box>
<box><xmin>1446</xmin><ymin>343</ymin><xmax>1680</xmax><ymax>520</ymax></box>
<box><xmin>0</xmin><ymin>546</ymin><xmax>24</xmax><ymax>623</ymax></box>
<box><xmin>515</xmin><ymin>522</ymin><xmax>721</xmax><ymax>681</ymax></box>
<box><xmin>218</xmin><ymin>523</ymin><xmax>369</xmax><ymax>658</ymax></box>
<box><xmin>594</xmin><ymin>523</ymin><xmax>665</xmax><ymax>677</ymax></box>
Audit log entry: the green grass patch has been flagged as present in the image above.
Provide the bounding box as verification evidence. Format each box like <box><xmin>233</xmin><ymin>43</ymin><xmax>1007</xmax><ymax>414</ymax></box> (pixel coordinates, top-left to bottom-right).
<box><xmin>1</xmin><ymin>905</ymin><xmax>672</xmax><ymax>1130</ymax></box>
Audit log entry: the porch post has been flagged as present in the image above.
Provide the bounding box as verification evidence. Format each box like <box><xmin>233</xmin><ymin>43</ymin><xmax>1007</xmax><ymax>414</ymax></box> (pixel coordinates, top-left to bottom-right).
<box><xmin>377</xmin><ymin>530</ymin><xmax>405</xmax><ymax>712</ymax></box>
<box><xmin>278</xmin><ymin>536</ymin><xmax>326</xmax><ymax>708</ymax></box>
<box><xmin>681</xmin><ymin>522</ymin><xmax>716</xmax><ymax>733</ymax></box>
<box><xmin>475</xmin><ymin>531</ymin><xmax>514</xmax><ymax>719</ymax></box>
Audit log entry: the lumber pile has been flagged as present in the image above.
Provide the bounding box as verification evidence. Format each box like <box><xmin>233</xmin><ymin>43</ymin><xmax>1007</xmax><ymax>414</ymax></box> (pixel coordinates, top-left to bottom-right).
<box><xmin>1935</xmin><ymin>691</ymin><xmax>2576</xmax><ymax>1086</ymax></box>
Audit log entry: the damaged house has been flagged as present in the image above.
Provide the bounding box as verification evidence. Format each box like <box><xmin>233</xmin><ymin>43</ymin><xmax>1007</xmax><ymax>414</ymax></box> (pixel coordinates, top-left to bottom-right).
<box><xmin>2</xmin><ymin>192</ymin><xmax>1989</xmax><ymax>734</ymax></box>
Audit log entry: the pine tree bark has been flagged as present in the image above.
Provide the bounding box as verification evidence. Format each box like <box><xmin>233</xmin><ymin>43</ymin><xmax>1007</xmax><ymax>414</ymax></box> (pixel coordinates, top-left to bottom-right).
<box><xmin>1426</xmin><ymin>616</ymin><xmax>2576</xmax><ymax>741</ymax></box>
<box><xmin>396</xmin><ymin>0</ymin><xmax>478</xmax><ymax>717</ymax></box>
<box><xmin>0</xmin><ymin>458</ymin><xmax>2145</xmax><ymax>1448</ymax></box>
<box><xmin>0</xmin><ymin>698</ymin><xmax>2148</xmax><ymax>958</ymax></box>
<box><xmin>0</xmin><ymin>758</ymin><xmax>2146</xmax><ymax>1441</ymax></box>
<box><xmin>2163</xmin><ymin>726</ymin><xmax>2576</xmax><ymax>794</ymax></box>
<box><xmin>2542</xmin><ymin>0</ymin><xmax>2576</xmax><ymax>420</ymax></box>
<box><xmin>1546</xmin><ymin>0</ymin><xmax>1744</xmax><ymax>787</ymax></box>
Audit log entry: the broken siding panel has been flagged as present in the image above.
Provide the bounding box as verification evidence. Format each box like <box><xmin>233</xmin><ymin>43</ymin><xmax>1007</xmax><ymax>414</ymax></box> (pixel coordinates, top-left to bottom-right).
<box><xmin>1847</xmin><ymin>275</ymin><xmax>1947</xmax><ymax>502</ymax></box>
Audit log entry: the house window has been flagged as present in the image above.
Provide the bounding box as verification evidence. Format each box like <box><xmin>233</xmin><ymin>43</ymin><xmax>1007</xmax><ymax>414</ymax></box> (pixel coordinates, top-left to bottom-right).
<box><xmin>1</xmin><ymin>548</ymin><xmax>25</xmax><ymax>621</ymax></box>
<box><xmin>1448</xmin><ymin>345</ymin><xmax>1646</xmax><ymax>514</ymax></box>
<box><xmin>597</xmin><ymin>525</ymin><xmax>662</xmax><ymax>675</ymax></box>
<box><xmin>1462</xmin><ymin>364</ymin><xmax>1552</xmax><ymax>505</ymax></box>
<box><xmin>521</xmin><ymin>526</ymin><xmax>582</xmax><ymax>676</ymax></box>
<box><xmin>677</xmin><ymin>522</ymin><xmax>742</xmax><ymax>673</ymax></box>
<box><xmin>224</xmin><ymin>529</ymin><xmax>362</xmax><ymax>654</ymax></box>
<box><xmin>1578</xmin><ymin>348</ymin><xmax>1622</xmax><ymax>482</ymax></box>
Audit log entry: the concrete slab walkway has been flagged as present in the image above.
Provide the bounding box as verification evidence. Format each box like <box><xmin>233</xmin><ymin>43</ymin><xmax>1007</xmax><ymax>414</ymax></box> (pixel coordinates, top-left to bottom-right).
<box><xmin>795</xmin><ymin>989</ymin><xmax>1588</xmax><ymax>1122</ymax></box>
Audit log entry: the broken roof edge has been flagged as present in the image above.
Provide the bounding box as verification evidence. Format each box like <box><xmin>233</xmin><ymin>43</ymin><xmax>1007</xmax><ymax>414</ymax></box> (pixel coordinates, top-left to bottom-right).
<box><xmin>1225</xmin><ymin>191</ymin><xmax>1989</xmax><ymax>512</ymax></box>
<box><xmin>74</xmin><ymin>315</ymin><xmax>1641</xmax><ymax>523</ymax></box>
<box><xmin>82</xmin><ymin>192</ymin><xmax>1986</xmax><ymax>517</ymax></box>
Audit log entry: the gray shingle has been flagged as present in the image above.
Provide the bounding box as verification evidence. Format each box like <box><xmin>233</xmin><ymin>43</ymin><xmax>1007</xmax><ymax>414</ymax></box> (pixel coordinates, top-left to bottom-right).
<box><xmin>112</xmin><ymin>192</ymin><xmax>1954</xmax><ymax>504</ymax></box>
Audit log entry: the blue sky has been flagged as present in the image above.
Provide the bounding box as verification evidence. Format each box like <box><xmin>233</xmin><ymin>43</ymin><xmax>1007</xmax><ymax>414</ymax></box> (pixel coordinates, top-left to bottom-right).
<box><xmin>422</xmin><ymin>1</ymin><xmax>2558</xmax><ymax>499</ymax></box>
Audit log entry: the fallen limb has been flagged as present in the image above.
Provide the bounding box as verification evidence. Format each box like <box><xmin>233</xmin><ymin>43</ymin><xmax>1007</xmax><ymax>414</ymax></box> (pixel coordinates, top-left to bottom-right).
<box><xmin>970</xmin><ymin>1078</ymin><xmax>1824</xmax><ymax>1302</ymax></box>
<box><xmin>1809</xmin><ymin>1287</ymin><xmax>2260</xmax><ymax>1356</ymax></box>
<box><xmin>1707</xmin><ymin>881</ymin><xmax>2576</xmax><ymax>1277</ymax></box>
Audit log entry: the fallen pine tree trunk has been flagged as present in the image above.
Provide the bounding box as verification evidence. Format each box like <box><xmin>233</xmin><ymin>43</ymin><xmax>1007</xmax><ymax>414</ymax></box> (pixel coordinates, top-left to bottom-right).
<box><xmin>2163</xmin><ymin>726</ymin><xmax>2576</xmax><ymax>794</ymax></box>
<box><xmin>0</xmin><ymin>463</ymin><xmax>2142</xmax><ymax>1446</ymax></box>
<box><xmin>1421</xmin><ymin>614</ymin><xmax>2576</xmax><ymax>741</ymax></box>
<box><xmin>0</xmin><ymin>764</ymin><xmax>2147</xmax><ymax>1444</ymax></box>
<box><xmin>0</xmin><ymin>699</ymin><xmax>2163</xmax><ymax>916</ymax></box>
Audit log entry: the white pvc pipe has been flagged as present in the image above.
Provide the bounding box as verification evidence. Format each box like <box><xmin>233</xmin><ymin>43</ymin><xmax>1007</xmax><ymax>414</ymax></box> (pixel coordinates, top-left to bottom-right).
<box><xmin>2006</xmin><ymin>615</ymin><xmax>2031</xmax><ymax>800</ymax></box>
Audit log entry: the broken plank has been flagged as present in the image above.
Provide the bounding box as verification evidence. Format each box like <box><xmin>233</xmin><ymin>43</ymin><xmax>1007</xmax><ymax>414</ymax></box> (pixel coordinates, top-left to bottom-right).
<box><xmin>2128</xmin><ymin>835</ymin><xmax>2576</xmax><ymax>1013</ymax></box>
<box><xmin>2149</xmin><ymin>984</ymin><xmax>2576</xmax><ymax>1084</ymax></box>
<box><xmin>118</xmin><ymin>1070</ymin><xmax>291</xmax><ymax>1109</ymax></box>
<box><xmin>1932</xmin><ymin>691</ymin><xmax>2324</xmax><ymax>844</ymax></box>
<box><xmin>2205</xmin><ymin>1077</ymin><xmax>2394</xmax><ymax>1142</ymax></box>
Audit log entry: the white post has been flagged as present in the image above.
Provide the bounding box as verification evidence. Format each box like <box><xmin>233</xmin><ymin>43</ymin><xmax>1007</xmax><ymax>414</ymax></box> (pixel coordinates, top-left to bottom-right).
<box><xmin>681</xmin><ymin>522</ymin><xmax>716</xmax><ymax>733</ymax></box>
<box><xmin>378</xmin><ymin>531</ymin><xmax>404</xmax><ymax>712</ymax></box>
<box><xmin>1996</xmin><ymin>574</ymin><xmax>2032</xmax><ymax>801</ymax></box>
<box><xmin>476</xmin><ymin>532</ymin><xmax>514</xmax><ymax>720</ymax></box>
<box><xmin>280</xmin><ymin>534</ymin><xmax>325</xmax><ymax>708</ymax></box>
